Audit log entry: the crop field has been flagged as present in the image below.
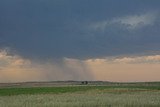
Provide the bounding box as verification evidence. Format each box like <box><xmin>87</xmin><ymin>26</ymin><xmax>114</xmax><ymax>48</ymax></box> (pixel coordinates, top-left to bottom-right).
<box><xmin>0</xmin><ymin>82</ymin><xmax>160</xmax><ymax>107</ymax></box>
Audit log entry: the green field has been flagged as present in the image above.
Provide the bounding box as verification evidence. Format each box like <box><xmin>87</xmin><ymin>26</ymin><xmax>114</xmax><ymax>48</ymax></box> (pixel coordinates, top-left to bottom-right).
<box><xmin>0</xmin><ymin>82</ymin><xmax>160</xmax><ymax>107</ymax></box>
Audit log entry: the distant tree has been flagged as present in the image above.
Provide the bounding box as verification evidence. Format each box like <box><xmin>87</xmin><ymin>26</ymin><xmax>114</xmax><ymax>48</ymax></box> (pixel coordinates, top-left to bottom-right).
<box><xmin>81</xmin><ymin>81</ymin><xmax>88</xmax><ymax>85</ymax></box>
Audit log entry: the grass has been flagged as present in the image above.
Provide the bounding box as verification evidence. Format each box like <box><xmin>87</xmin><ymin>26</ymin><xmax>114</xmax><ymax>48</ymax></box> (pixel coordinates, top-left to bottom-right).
<box><xmin>0</xmin><ymin>85</ymin><xmax>160</xmax><ymax>96</ymax></box>
<box><xmin>0</xmin><ymin>83</ymin><xmax>160</xmax><ymax>106</ymax></box>
<box><xmin>0</xmin><ymin>89</ymin><xmax>160</xmax><ymax>107</ymax></box>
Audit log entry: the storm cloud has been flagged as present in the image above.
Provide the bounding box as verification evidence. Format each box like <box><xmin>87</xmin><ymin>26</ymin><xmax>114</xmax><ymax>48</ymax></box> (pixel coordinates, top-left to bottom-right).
<box><xmin>0</xmin><ymin>0</ymin><xmax>160</xmax><ymax>59</ymax></box>
<box><xmin>0</xmin><ymin>0</ymin><xmax>160</xmax><ymax>82</ymax></box>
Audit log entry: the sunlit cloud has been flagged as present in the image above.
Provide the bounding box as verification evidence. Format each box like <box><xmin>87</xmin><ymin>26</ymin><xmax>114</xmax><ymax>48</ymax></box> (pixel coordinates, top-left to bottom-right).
<box><xmin>84</xmin><ymin>55</ymin><xmax>160</xmax><ymax>82</ymax></box>
<box><xmin>113</xmin><ymin>55</ymin><xmax>160</xmax><ymax>64</ymax></box>
<box><xmin>0</xmin><ymin>49</ymin><xmax>93</xmax><ymax>82</ymax></box>
<box><xmin>72</xmin><ymin>55</ymin><xmax>160</xmax><ymax>82</ymax></box>
<box><xmin>0</xmin><ymin>49</ymin><xmax>46</xmax><ymax>82</ymax></box>
<box><xmin>0</xmin><ymin>49</ymin><xmax>160</xmax><ymax>82</ymax></box>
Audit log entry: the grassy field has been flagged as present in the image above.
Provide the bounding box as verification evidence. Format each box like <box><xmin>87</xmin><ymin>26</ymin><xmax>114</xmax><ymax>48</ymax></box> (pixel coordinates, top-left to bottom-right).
<box><xmin>0</xmin><ymin>82</ymin><xmax>160</xmax><ymax>107</ymax></box>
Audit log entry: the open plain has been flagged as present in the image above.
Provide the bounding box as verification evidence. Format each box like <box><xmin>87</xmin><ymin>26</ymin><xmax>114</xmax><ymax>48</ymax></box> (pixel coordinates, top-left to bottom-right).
<box><xmin>0</xmin><ymin>81</ymin><xmax>160</xmax><ymax>107</ymax></box>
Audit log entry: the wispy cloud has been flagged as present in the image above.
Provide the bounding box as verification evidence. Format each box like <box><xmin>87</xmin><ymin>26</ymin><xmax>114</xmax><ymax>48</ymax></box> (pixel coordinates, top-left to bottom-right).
<box><xmin>85</xmin><ymin>55</ymin><xmax>160</xmax><ymax>64</ymax></box>
<box><xmin>113</xmin><ymin>55</ymin><xmax>160</xmax><ymax>64</ymax></box>
<box><xmin>91</xmin><ymin>11</ymin><xmax>158</xmax><ymax>30</ymax></box>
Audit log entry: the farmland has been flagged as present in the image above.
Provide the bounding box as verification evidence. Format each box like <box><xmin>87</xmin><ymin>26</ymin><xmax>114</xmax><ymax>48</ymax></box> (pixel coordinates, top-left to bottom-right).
<box><xmin>0</xmin><ymin>81</ymin><xmax>160</xmax><ymax>107</ymax></box>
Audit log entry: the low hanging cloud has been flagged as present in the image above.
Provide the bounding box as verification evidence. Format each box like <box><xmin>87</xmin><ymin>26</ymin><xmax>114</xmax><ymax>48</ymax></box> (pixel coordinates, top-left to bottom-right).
<box><xmin>112</xmin><ymin>55</ymin><xmax>160</xmax><ymax>64</ymax></box>
<box><xmin>0</xmin><ymin>49</ymin><xmax>160</xmax><ymax>82</ymax></box>
<box><xmin>0</xmin><ymin>49</ymin><xmax>93</xmax><ymax>83</ymax></box>
<box><xmin>84</xmin><ymin>55</ymin><xmax>160</xmax><ymax>82</ymax></box>
<box><xmin>91</xmin><ymin>11</ymin><xmax>159</xmax><ymax>30</ymax></box>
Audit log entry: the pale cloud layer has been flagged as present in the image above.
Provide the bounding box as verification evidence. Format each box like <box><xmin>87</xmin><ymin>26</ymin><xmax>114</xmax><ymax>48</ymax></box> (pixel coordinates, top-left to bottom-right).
<box><xmin>113</xmin><ymin>55</ymin><xmax>160</xmax><ymax>64</ymax></box>
<box><xmin>84</xmin><ymin>56</ymin><xmax>160</xmax><ymax>82</ymax></box>
<box><xmin>0</xmin><ymin>49</ymin><xmax>160</xmax><ymax>82</ymax></box>
<box><xmin>0</xmin><ymin>50</ymin><xmax>93</xmax><ymax>82</ymax></box>
<box><xmin>58</xmin><ymin>55</ymin><xmax>160</xmax><ymax>82</ymax></box>
<box><xmin>91</xmin><ymin>11</ymin><xmax>158</xmax><ymax>30</ymax></box>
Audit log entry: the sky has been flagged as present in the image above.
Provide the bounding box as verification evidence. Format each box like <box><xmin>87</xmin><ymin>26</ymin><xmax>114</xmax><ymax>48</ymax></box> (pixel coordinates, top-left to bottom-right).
<box><xmin>0</xmin><ymin>0</ymin><xmax>160</xmax><ymax>82</ymax></box>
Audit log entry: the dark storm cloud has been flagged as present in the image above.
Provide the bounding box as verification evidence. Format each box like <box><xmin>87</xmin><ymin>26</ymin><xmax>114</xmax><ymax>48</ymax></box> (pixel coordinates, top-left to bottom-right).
<box><xmin>1</xmin><ymin>0</ymin><xmax>160</xmax><ymax>59</ymax></box>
